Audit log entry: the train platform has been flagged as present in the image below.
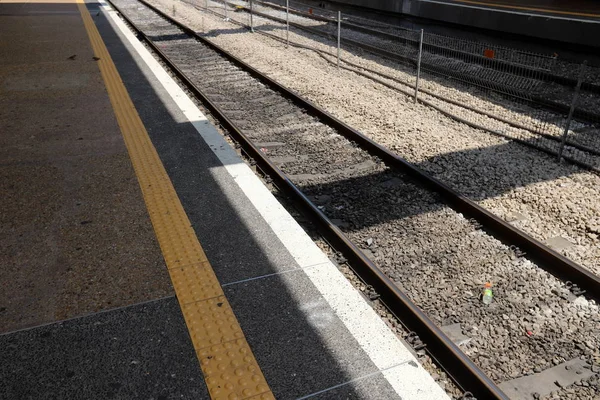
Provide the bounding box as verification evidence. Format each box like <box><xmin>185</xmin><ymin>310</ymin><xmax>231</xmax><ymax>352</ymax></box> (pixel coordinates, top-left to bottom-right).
<box><xmin>421</xmin><ymin>0</ymin><xmax>600</xmax><ymax>21</ymax></box>
<box><xmin>333</xmin><ymin>0</ymin><xmax>600</xmax><ymax>52</ymax></box>
<box><xmin>414</xmin><ymin>0</ymin><xmax>600</xmax><ymax>50</ymax></box>
<box><xmin>0</xmin><ymin>0</ymin><xmax>448</xmax><ymax>398</ymax></box>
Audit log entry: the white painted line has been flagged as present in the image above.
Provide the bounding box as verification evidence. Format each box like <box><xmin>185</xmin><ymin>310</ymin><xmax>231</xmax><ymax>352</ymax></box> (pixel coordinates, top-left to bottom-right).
<box><xmin>296</xmin><ymin>362</ymin><xmax>408</xmax><ymax>400</ymax></box>
<box><xmin>0</xmin><ymin>295</ymin><xmax>177</xmax><ymax>337</ymax></box>
<box><xmin>27</xmin><ymin>11</ymin><xmax>82</xmax><ymax>14</ymax></box>
<box><xmin>221</xmin><ymin>262</ymin><xmax>324</xmax><ymax>287</ymax></box>
<box><xmin>99</xmin><ymin>3</ymin><xmax>449</xmax><ymax>398</ymax></box>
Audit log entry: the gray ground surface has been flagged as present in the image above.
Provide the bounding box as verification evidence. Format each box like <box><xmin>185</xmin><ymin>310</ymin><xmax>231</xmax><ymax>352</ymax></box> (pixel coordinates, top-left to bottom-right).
<box><xmin>0</xmin><ymin>1</ymin><xmax>172</xmax><ymax>334</ymax></box>
<box><xmin>0</xmin><ymin>297</ymin><xmax>209</xmax><ymax>400</ymax></box>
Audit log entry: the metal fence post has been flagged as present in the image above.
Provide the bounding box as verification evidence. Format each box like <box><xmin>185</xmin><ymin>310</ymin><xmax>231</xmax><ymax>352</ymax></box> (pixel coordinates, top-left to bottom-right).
<box><xmin>558</xmin><ymin>60</ymin><xmax>587</xmax><ymax>161</ymax></box>
<box><xmin>286</xmin><ymin>0</ymin><xmax>289</xmax><ymax>48</ymax></box>
<box><xmin>202</xmin><ymin>0</ymin><xmax>207</xmax><ymax>33</ymax></box>
<box><xmin>414</xmin><ymin>29</ymin><xmax>424</xmax><ymax>103</ymax></box>
<box><xmin>337</xmin><ymin>11</ymin><xmax>341</xmax><ymax>68</ymax></box>
<box><xmin>250</xmin><ymin>0</ymin><xmax>254</xmax><ymax>32</ymax></box>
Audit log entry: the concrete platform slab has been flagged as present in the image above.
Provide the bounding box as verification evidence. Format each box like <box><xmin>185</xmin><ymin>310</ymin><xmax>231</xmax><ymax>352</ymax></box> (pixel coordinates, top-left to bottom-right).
<box><xmin>333</xmin><ymin>0</ymin><xmax>600</xmax><ymax>50</ymax></box>
<box><xmin>0</xmin><ymin>4</ymin><xmax>96</xmax><ymax>66</ymax></box>
<box><xmin>499</xmin><ymin>358</ymin><xmax>596</xmax><ymax>400</ymax></box>
<box><xmin>0</xmin><ymin>0</ymin><xmax>172</xmax><ymax>333</ymax></box>
<box><xmin>0</xmin><ymin>297</ymin><xmax>209</xmax><ymax>399</ymax></box>
<box><xmin>224</xmin><ymin>267</ymin><xmax>401</xmax><ymax>399</ymax></box>
<box><xmin>300</xmin><ymin>373</ymin><xmax>401</xmax><ymax>399</ymax></box>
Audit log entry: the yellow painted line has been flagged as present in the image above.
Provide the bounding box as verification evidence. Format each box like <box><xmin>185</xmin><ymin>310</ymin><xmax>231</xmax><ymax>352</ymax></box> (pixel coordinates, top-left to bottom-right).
<box><xmin>76</xmin><ymin>2</ymin><xmax>274</xmax><ymax>399</ymax></box>
<box><xmin>447</xmin><ymin>0</ymin><xmax>600</xmax><ymax>18</ymax></box>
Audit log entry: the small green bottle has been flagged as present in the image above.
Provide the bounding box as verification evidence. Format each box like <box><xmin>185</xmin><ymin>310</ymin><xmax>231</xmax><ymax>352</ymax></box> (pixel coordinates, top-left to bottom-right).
<box><xmin>482</xmin><ymin>282</ymin><xmax>493</xmax><ymax>305</ymax></box>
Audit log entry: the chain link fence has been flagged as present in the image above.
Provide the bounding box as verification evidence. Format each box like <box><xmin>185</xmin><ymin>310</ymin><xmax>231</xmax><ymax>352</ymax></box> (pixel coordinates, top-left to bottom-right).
<box><xmin>180</xmin><ymin>0</ymin><xmax>600</xmax><ymax>172</ymax></box>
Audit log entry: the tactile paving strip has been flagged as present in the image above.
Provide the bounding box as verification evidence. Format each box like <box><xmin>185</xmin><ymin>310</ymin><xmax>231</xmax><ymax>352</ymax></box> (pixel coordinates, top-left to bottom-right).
<box><xmin>77</xmin><ymin>2</ymin><xmax>273</xmax><ymax>398</ymax></box>
<box><xmin>198</xmin><ymin>339</ymin><xmax>273</xmax><ymax>399</ymax></box>
<box><xmin>182</xmin><ymin>296</ymin><xmax>245</xmax><ymax>348</ymax></box>
<box><xmin>170</xmin><ymin>263</ymin><xmax>224</xmax><ymax>304</ymax></box>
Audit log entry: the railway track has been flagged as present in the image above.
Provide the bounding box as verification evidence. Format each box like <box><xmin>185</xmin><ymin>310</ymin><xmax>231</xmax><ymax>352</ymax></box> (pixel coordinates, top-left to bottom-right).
<box><xmin>196</xmin><ymin>0</ymin><xmax>600</xmax><ymax>171</ymax></box>
<box><xmin>242</xmin><ymin>0</ymin><xmax>600</xmax><ymax>101</ymax></box>
<box><xmin>218</xmin><ymin>0</ymin><xmax>600</xmax><ymax>137</ymax></box>
<box><xmin>108</xmin><ymin>0</ymin><xmax>600</xmax><ymax>397</ymax></box>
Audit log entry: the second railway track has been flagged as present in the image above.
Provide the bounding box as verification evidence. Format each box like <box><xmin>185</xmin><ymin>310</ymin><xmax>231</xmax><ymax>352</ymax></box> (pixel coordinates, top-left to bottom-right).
<box><xmin>194</xmin><ymin>0</ymin><xmax>600</xmax><ymax>172</ymax></box>
<box><xmin>220</xmin><ymin>0</ymin><xmax>600</xmax><ymax>123</ymax></box>
<box><xmin>107</xmin><ymin>0</ymin><xmax>600</xmax><ymax>397</ymax></box>
<box><xmin>247</xmin><ymin>0</ymin><xmax>600</xmax><ymax>93</ymax></box>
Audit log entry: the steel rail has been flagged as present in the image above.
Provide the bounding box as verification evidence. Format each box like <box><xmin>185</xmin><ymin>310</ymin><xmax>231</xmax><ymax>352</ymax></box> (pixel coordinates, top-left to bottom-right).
<box><xmin>252</xmin><ymin>0</ymin><xmax>600</xmax><ymax>95</ymax></box>
<box><xmin>108</xmin><ymin>0</ymin><xmax>600</xmax><ymax>397</ymax></box>
<box><xmin>193</xmin><ymin>1</ymin><xmax>600</xmax><ymax>171</ymax></box>
<box><xmin>227</xmin><ymin>0</ymin><xmax>600</xmax><ymax>125</ymax></box>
